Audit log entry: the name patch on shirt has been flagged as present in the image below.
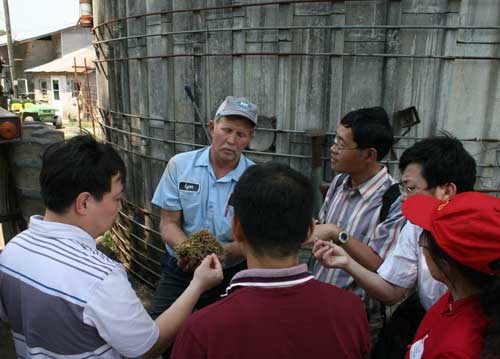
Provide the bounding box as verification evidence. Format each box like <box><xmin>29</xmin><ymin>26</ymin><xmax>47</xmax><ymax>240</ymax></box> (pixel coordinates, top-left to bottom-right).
<box><xmin>179</xmin><ymin>182</ymin><xmax>200</xmax><ymax>192</ymax></box>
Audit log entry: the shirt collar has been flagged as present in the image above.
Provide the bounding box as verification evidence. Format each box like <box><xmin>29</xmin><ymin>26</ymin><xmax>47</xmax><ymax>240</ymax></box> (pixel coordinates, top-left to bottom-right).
<box><xmin>194</xmin><ymin>146</ymin><xmax>212</xmax><ymax>168</ymax></box>
<box><xmin>343</xmin><ymin>166</ymin><xmax>390</xmax><ymax>200</ymax></box>
<box><xmin>28</xmin><ymin>215</ymin><xmax>96</xmax><ymax>249</ymax></box>
<box><xmin>195</xmin><ymin>146</ymin><xmax>249</xmax><ymax>182</ymax></box>
<box><xmin>442</xmin><ymin>291</ymin><xmax>482</xmax><ymax>315</ymax></box>
<box><xmin>223</xmin><ymin>264</ymin><xmax>314</xmax><ymax>296</ymax></box>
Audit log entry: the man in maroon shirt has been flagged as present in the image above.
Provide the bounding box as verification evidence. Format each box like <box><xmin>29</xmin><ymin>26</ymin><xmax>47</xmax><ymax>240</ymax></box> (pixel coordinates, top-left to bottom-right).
<box><xmin>172</xmin><ymin>163</ymin><xmax>370</xmax><ymax>359</ymax></box>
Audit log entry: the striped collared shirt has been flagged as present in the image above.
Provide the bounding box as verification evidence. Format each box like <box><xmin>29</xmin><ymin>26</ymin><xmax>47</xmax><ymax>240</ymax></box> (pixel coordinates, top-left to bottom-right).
<box><xmin>314</xmin><ymin>167</ymin><xmax>406</xmax><ymax>299</ymax></box>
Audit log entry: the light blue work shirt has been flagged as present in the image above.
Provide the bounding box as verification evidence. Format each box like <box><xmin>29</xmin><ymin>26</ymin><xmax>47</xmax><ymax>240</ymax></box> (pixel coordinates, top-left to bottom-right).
<box><xmin>152</xmin><ymin>146</ymin><xmax>254</xmax><ymax>267</ymax></box>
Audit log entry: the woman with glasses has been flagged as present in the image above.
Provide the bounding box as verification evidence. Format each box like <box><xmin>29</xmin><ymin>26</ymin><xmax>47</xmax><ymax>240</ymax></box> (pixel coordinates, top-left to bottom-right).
<box><xmin>402</xmin><ymin>192</ymin><xmax>500</xmax><ymax>359</ymax></box>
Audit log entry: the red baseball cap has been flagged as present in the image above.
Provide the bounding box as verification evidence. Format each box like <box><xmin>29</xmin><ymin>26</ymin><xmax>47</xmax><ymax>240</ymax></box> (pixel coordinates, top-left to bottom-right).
<box><xmin>402</xmin><ymin>192</ymin><xmax>500</xmax><ymax>275</ymax></box>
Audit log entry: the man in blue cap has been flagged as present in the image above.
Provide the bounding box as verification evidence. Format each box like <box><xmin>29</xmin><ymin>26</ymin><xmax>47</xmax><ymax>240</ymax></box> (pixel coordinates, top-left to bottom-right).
<box><xmin>150</xmin><ymin>96</ymin><xmax>258</xmax><ymax>332</ymax></box>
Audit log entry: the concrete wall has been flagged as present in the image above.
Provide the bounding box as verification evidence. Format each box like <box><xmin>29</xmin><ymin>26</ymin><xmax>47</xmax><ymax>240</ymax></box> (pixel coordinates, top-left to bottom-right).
<box><xmin>95</xmin><ymin>0</ymin><xmax>500</xmax><ymax>190</ymax></box>
<box><xmin>0</xmin><ymin>27</ymin><xmax>92</xmax><ymax>95</ymax></box>
<box><xmin>0</xmin><ymin>37</ymin><xmax>59</xmax><ymax>96</ymax></box>
<box><xmin>93</xmin><ymin>0</ymin><xmax>500</xmax><ymax>282</ymax></box>
<box><xmin>61</xmin><ymin>27</ymin><xmax>93</xmax><ymax>55</ymax></box>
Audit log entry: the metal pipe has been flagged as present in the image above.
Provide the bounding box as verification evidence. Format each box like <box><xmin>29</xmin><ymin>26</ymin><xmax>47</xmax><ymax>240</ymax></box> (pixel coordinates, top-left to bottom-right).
<box><xmin>99</xmin><ymin>107</ymin><xmax>306</xmax><ymax>134</ymax></box>
<box><xmin>115</xmin><ymin>221</ymin><xmax>164</xmax><ymax>261</ymax></box>
<box><xmin>118</xmin><ymin>211</ymin><xmax>162</xmax><ymax>238</ymax></box>
<box><xmin>3</xmin><ymin>0</ymin><xmax>17</xmax><ymax>98</ymax></box>
<box><xmin>93</xmin><ymin>52</ymin><xmax>500</xmax><ymax>63</ymax></box>
<box><xmin>73</xmin><ymin>57</ymin><xmax>82</xmax><ymax>129</ymax></box>
<box><xmin>101</xmin><ymin>121</ymin><xmax>206</xmax><ymax>148</ymax></box>
<box><xmin>122</xmin><ymin>198</ymin><xmax>157</xmax><ymax>217</ymax></box>
<box><xmin>99</xmin><ymin>107</ymin><xmax>500</xmax><ymax>142</ymax></box>
<box><xmin>104</xmin><ymin>139</ymin><xmax>169</xmax><ymax>163</ymax></box>
<box><xmin>93</xmin><ymin>0</ymin><xmax>343</xmax><ymax>32</ymax></box>
<box><xmin>79</xmin><ymin>0</ymin><xmax>93</xmax><ymax>27</ymax></box>
<box><xmin>103</xmin><ymin>125</ymin><xmax>499</xmax><ymax>166</ymax></box>
<box><xmin>102</xmin><ymin>122</ymin><xmax>312</xmax><ymax>159</ymax></box>
<box><xmin>184</xmin><ymin>84</ymin><xmax>211</xmax><ymax>144</ymax></box>
<box><xmin>111</xmin><ymin>227</ymin><xmax>161</xmax><ymax>280</ymax></box>
<box><xmin>93</xmin><ymin>25</ymin><xmax>500</xmax><ymax>46</ymax></box>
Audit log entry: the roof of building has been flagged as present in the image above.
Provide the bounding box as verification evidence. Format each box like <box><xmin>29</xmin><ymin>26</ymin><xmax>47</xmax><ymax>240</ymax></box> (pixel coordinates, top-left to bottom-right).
<box><xmin>25</xmin><ymin>46</ymin><xmax>96</xmax><ymax>74</ymax></box>
<box><xmin>0</xmin><ymin>22</ymin><xmax>79</xmax><ymax>47</ymax></box>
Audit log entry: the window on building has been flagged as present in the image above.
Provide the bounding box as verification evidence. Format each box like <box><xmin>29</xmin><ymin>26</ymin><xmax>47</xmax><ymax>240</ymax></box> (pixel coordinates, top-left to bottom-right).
<box><xmin>17</xmin><ymin>79</ymin><xmax>28</xmax><ymax>95</ymax></box>
<box><xmin>52</xmin><ymin>79</ymin><xmax>60</xmax><ymax>100</ymax></box>
<box><xmin>70</xmin><ymin>80</ymin><xmax>80</xmax><ymax>98</ymax></box>
<box><xmin>40</xmin><ymin>80</ymin><xmax>48</xmax><ymax>97</ymax></box>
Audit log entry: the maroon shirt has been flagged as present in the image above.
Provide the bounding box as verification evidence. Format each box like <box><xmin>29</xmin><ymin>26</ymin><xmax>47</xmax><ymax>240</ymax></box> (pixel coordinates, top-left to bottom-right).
<box><xmin>405</xmin><ymin>291</ymin><xmax>488</xmax><ymax>359</ymax></box>
<box><xmin>172</xmin><ymin>264</ymin><xmax>370</xmax><ymax>359</ymax></box>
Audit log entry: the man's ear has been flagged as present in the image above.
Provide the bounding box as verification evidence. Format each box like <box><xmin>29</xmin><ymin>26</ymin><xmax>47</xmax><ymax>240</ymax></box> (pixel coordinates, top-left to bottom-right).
<box><xmin>366</xmin><ymin>147</ymin><xmax>379</xmax><ymax>162</ymax></box>
<box><xmin>231</xmin><ymin>215</ymin><xmax>245</xmax><ymax>243</ymax></box>
<box><xmin>209</xmin><ymin>120</ymin><xmax>215</xmax><ymax>136</ymax></box>
<box><xmin>250</xmin><ymin>127</ymin><xmax>256</xmax><ymax>141</ymax></box>
<box><xmin>435</xmin><ymin>182</ymin><xmax>457</xmax><ymax>201</ymax></box>
<box><xmin>74</xmin><ymin>192</ymin><xmax>91</xmax><ymax>216</ymax></box>
<box><xmin>303</xmin><ymin>218</ymin><xmax>316</xmax><ymax>245</ymax></box>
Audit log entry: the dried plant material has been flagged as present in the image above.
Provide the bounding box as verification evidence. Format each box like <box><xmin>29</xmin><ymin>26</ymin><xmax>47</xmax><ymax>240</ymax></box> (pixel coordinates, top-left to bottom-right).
<box><xmin>174</xmin><ymin>229</ymin><xmax>223</xmax><ymax>270</ymax></box>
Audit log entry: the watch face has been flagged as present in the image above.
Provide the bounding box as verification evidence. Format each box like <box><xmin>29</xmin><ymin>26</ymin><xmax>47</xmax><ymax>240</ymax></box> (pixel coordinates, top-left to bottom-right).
<box><xmin>339</xmin><ymin>232</ymin><xmax>348</xmax><ymax>243</ymax></box>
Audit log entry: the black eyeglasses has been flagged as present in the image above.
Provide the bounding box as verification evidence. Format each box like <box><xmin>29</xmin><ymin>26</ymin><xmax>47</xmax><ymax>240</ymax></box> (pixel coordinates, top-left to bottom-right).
<box><xmin>399</xmin><ymin>182</ymin><xmax>428</xmax><ymax>196</ymax></box>
<box><xmin>332</xmin><ymin>137</ymin><xmax>359</xmax><ymax>151</ymax></box>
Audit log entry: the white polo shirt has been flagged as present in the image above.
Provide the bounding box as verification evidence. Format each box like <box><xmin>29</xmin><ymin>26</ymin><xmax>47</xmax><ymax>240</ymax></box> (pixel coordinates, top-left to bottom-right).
<box><xmin>0</xmin><ymin>216</ymin><xmax>159</xmax><ymax>358</ymax></box>
<box><xmin>377</xmin><ymin>222</ymin><xmax>447</xmax><ymax>310</ymax></box>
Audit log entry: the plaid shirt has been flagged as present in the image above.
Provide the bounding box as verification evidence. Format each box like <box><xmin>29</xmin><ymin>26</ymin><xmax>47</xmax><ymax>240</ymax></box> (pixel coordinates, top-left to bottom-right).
<box><xmin>314</xmin><ymin>167</ymin><xmax>406</xmax><ymax>324</ymax></box>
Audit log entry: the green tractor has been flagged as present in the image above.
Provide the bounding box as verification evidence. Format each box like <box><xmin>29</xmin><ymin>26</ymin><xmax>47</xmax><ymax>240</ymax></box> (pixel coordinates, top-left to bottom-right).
<box><xmin>8</xmin><ymin>99</ymin><xmax>62</xmax><ymax>129</ymax></box>
<box><xmin>21</xmin><ymin>103</ymin><xmax>62</xmax><ymax>129</ymax></box>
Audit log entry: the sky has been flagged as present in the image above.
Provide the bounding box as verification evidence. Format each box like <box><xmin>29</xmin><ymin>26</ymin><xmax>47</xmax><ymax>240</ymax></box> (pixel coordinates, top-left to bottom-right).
<box><xmin>0</xmin><ymin>0</ymin><xmax>79</xmax><ymax>39</ymax></box>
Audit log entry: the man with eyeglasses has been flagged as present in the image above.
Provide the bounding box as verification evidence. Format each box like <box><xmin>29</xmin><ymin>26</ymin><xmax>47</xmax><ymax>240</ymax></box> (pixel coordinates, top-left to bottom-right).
<box><xmin>311</xmin><ymin>107</ymin><xmax>407</xmax><ymax>339</ymax></box>
<box><xmin>313</xmin><ymin>135</ymin><xmax>477</xmax><ymax>358</ymax></box>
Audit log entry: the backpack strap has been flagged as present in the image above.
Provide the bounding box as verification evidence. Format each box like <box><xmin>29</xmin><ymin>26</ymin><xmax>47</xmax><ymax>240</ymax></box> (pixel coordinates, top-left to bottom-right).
<box><xmin>324</xmin><ymin>174</ymin><xmax>399</xmax><ymax>224</ymax></box>
<box><xmin>333</xmin><ymin>173</ymin><xmax>349</xmax><ymax>191</ymax></box>
<box><xmin>379</xmin><ymin>183</ymin><xmax>401</xmax><ymax>223</ymax></box>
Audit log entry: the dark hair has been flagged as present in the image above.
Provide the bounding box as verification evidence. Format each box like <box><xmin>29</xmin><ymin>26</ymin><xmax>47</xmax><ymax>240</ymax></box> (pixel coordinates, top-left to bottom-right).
<box><xmin>232</xmin><ymin>162</ymin><xmax>313</xmax><ymax>258</ymax></box>
<box><xmin>425</xmin><ymin>231</ymin><xmax>500</xmax><ymax>358</ymax></box>
<box><xmin>340</xmin><ymin>106</ymin><xmax>394</xmax><ymax>160</ymax></box>
<box><xmin>40</xmin><ymin>135</ymin><xmax>126</xmax><ymax>214</ymax></box>
<box><xmin>399</xmin><ymin>135</ymin><xmax>476</xmax><ymax>192</ymax></box>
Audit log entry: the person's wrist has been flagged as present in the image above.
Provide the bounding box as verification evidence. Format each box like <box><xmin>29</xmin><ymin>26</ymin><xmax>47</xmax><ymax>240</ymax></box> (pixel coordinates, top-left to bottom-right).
<box><xmin>189</xmin><ymin>277</ymin><xmax>206</xmax><ymax>294</ymax></box>
<box><xmin>325</xmin><ymin>224</ymin><xmax>340</xmax><ymax>241</ymax></box>
<box><xmin>343</xmin><ymin>254</ymin><xmax>354</xmax><ymax>271</ymax></box>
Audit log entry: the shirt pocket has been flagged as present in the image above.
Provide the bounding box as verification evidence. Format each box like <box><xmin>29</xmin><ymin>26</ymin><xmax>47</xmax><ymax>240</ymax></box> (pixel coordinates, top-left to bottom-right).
<box><xmin>218</xmin><ymin>206</ymin><xmax>234</xmax><ymax>243</ymax></box>
<box><xmin>178</xmin><ymin>190</ymin><xmax>202</xmax><ymax>224</ymax></box>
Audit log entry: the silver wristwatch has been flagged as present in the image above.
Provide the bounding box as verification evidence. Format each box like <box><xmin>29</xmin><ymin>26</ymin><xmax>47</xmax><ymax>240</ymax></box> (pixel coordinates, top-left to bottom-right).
<box><xmin>336</xmin><ymin>231</ymin><xmax>349</xmax><ymax>245</ymax></box>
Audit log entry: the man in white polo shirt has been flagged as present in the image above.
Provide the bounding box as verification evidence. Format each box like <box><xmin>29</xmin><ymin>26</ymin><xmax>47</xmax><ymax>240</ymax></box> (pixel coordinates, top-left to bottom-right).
<box><xmin>0</xmin><ymin>135</ymin><xmax>223</xmax><ymax>359</ymax></box>
<box><xmin>149</xmin><ymin>96</ymin><xmax>258</xmax><ymax>323</ymax></box>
